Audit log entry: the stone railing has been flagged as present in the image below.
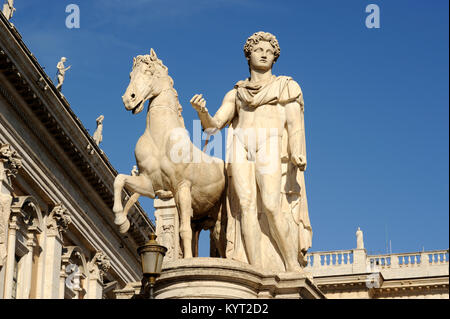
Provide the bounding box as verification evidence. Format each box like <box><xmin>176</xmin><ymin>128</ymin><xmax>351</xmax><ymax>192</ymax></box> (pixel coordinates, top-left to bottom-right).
<box><xmin>306</xmin><ymin>250</ymin><xmax>354</xmax><ymax>268</ymax></box>
<box><xmin>368</xmin><ymin>250</ymin><xmax>449</xmax><ymax>269</ymax></box>
<box><xmin>305</xmin><ymin>249</ymin><xmax>449</xmax><ymax>278</ymax></box>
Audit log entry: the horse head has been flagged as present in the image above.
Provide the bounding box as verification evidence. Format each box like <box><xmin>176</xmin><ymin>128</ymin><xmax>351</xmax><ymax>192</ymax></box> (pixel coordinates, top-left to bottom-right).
<box><xmin>122</xmin><ymin>48</ymin><xmax>170</xmax><ymax>115</ymax></box>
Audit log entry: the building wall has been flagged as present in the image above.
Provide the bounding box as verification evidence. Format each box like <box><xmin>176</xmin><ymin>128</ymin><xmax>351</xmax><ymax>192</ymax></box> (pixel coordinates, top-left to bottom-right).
<box><xmin>0</xmin><ymin>12</ymin><xmax>154</xmax><ymax>299</ymax></box>
<box><xmin>305</xmin><ymin>247</ymin><xmax>449</xmax><ymax>299</ymax></box>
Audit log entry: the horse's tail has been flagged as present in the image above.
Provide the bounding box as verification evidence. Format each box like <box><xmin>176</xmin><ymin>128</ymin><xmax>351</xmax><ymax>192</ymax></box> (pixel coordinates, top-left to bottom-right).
<box><xmin>119</xmin><ymin>193</ymin><xmax>140</xmax><ymax>233</ymax></box>
<box><xmin>124</xmin><ymin>192</ymin><xmax>140</xmax><ymax>216</ymax></box>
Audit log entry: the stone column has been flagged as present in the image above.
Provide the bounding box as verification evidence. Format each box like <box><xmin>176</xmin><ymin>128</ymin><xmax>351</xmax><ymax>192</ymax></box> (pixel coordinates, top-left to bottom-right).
<box><xmin>154</xmin><ymin>198</ymin><xmax>180</xmax><ymax>261</ymax></box>
<box><xmin>3</xmin><ymin>215</ymin><xmax>18</xmax><ymax>299</ymax></box>
<box><xmin>87</xmin><ymin>251</ymin><xmax>111</xmax><ymax>299</ymax></box>
<box><xmin>0</xmin><ymin>193</ymin><xmax>12</xmax><ymax>268</ymax></box>
<box><xmin>0</xmin><ymin>192</ymin><xmax>12</xmax><ymax>299</ymax></box>
<box><xmin>0</xmin><ymin>144</ymin><xmax>22</xmax><ymax>299</ymax></box>
<box><xmin>42</xmin><ymin>204</ymin><xmax>71</xmax><ymax>299</ymax></box>
<box><xmin>59</xmin><ymin>266</ymin><xmax>67</xmax><ymax>299</ymax></box>
<box><xmin>18</xmin><ymin>233</ymin><xmax>36</xmax><ymax>299</ymax></box>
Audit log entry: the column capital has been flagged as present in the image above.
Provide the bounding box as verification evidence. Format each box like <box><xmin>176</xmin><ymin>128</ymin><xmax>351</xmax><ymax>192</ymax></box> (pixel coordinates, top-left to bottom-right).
<box><xmin>0</xmin><ymin>143</ymin><xmax>22</xmax><ymax>183</ymax></box>
<box><xmin>8</xmin><ymin>214</ymin><xmax>19</xmax><ymax>230</ymax></box>
<box><xmin>88</xmin><ymin>250</ymin><xmax>111</xmax><ymax>282</ymax></box>
<box><xmin>46</xmin><ymin>204</ymin><xmax>72</xmax><ymax>236</ymax></box>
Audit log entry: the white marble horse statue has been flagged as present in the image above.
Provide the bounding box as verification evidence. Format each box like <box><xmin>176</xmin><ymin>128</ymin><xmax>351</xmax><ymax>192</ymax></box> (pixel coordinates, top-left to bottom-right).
<box><xmin>113</xmin><ymin>49</ymin><xmax>227</xmax><ymax>258</ymax></box>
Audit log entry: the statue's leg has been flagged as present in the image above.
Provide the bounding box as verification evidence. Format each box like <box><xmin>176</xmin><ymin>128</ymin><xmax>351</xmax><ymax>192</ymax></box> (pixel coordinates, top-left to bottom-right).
<box><xmin>211</xmin><ymin>202</ymin><xmax>226</xmax><ymax>258</ymax></box>
<box><xmin>191</xmin><ymin>224</ymin><xmax>200</xmax><ymax>257</ymax></box>
<box><xmin>256</xmin><ymin>142</ymin><xmax>301</xmax><ymax>272</ymax></box>
<box><xmin>113</xmin><ymin>174</ymin><xmax>155</xmax><ymax>232</ymax></box>
<box><xmin>175</xmin><ymin>181</ymin><xmax>193</xmax><ymax>258</ymax></box>
<box><xmin>231</xmin><ymin>138</ymin><xmax>261</xmax><ymax>267</ymax></box>
<box><xmin>56</xmin><ymin>75</ymin><xmax>63</xmax><ymax>91</ymax></box>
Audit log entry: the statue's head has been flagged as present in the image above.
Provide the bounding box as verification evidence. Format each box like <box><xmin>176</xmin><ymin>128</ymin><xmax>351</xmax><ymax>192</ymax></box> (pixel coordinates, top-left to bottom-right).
<box><xmin>122</xmin><ymin>49</ymin><xmax>170</xmax><ymax>115</ymax></box>
<box><xmin>244</xmin><ymin>31</ymin><xmax>280</xmax><ymax>72</ymax></box>
<box><xmin>61</xmin><ymin>57</ymin><xmax>67</xmax><ymax>62</ymax></box>
<box><xmin>96</xmin><ymin>115</ymin><xmax>104</xmax><ymax>124</ymax></box>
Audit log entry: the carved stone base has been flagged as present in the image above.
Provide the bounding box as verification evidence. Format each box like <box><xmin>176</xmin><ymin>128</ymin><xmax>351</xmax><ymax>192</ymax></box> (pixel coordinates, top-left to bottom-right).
<box><xmin>115</xmin><ymin>258</ymin><xmax>326</xmax><ymax>299</ymax></box>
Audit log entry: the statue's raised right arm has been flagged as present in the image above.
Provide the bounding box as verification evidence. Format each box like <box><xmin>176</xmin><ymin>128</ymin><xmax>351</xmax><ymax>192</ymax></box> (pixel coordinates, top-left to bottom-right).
<box><xmin>190</xmin><ymin>89</ymin><xmax>237</xmax><ymax>135</ymax></box>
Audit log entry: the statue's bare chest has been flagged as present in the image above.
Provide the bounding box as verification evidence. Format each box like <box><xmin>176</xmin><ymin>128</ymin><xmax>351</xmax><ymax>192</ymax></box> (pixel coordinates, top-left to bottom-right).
<box><xmin>235</xmin><ymin>101</ymin><xmax>286</xmax><ymax>130</ymax></box>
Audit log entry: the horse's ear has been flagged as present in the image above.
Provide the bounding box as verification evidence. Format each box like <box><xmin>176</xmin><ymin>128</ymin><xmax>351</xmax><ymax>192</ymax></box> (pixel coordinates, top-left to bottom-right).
<box><xmin>150</xmin><ymin>48</ymin><xmax>157</xmax><ymax>60</ymax></box>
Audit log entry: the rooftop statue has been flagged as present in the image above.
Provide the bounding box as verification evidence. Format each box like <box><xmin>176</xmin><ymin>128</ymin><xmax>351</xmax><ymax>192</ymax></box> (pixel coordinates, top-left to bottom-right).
<box><xmin>113</xmin><ymin>49</ymin><xmax>227</xmax><ymax>258</ymax></box>
<box><xmin>191</xmin><ymin>31</ymin><xmax>312</xmax><ymax>272</ymax></box>
<box><xmin>2</xmin><ymin>0</ymin><xmax>15</xmax><ymax>21</ymax></box>
<box><xmin>131</xmin><ymin>165</ymin><xmax>139</xmax><ymax>176</ymax></box>
<box><xmin>55</xmin><ymin>57</ymin><xmax>71</xmax><ymax>92</ymax></box>
<box><xmin>93</xmin><ymin>115</ymin><xmax>104</xmax><ymax>146</ymax></box>
<box><xmin>356</xmin><ymin>227</ymin><xmax>364</xmax><ymax>249</ymax></box>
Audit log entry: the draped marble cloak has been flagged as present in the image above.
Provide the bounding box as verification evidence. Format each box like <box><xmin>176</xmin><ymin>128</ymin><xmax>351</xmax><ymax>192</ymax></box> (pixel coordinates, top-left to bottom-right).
<box><xmin>224</xmin><ymin>75</ymin><xmax>312</xmax><ymax>272</ymax></box>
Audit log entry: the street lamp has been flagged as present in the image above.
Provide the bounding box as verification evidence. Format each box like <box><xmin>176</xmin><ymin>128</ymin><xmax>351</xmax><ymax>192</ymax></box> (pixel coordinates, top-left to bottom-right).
<box><xmin>137</xmin><ymin>233</ymin><xmax>167</xmax><ymax>299</ymax></box>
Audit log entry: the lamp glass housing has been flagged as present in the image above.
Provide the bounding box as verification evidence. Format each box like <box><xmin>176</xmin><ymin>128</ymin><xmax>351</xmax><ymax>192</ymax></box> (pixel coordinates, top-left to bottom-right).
<box><xmin>137</xmin><ymin>234</ymin><xmax>167</xmax><ymax>277</ymax></box>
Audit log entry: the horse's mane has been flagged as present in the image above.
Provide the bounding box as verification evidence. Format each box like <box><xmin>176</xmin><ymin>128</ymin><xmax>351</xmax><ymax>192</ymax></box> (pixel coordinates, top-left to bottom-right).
<box><xmin>133</xmin><ymin>54</ymin><xmax>185</xmax><ymax>126</ymax></box>
<box><xmin>133</xmin><ymin>54</ymin><xmax>167</xmax><ymax>71</ymax></box>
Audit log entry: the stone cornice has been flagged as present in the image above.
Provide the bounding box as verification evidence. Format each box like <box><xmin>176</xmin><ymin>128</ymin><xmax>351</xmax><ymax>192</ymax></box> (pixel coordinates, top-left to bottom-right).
<box><xmin>314</xmin><ymin>272</ymin><xmax>449</xmax><ymax>294</ymax></box>
<box><xmin>314</xmin><ymin>272</ymin><xmax>384</xmax><ymax>291</ymax></box>
<box><xmin>0</xmin><ymin>13</ymin><xmax>154</xmax><ymax>244</ymax></box>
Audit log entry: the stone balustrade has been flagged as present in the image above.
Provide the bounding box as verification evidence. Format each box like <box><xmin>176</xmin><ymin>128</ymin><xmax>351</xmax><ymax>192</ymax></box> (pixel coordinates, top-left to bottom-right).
<box><xmin>305</xmin><ymin>249</ymin><xmax>449</xmax><ymax>278</ymax></box>
<box><xmin>369</xmin><ymin>249</ymin><xmax>448</xmax><ymax>269</ymax></box>
<box><xmin>307</xmin><ymin>250</ymin><xmax>354</xmax><ymax>268</ymax></box>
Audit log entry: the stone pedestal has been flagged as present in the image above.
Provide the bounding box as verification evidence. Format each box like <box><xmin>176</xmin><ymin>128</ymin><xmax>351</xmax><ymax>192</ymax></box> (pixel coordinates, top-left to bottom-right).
<box><xmin>154</xmin><ymin>198</ymin><xmax>182</xmax><ymax>261</ymax></box>
<box><xmin>116</xmin><ymin>258</ymin><xmax>325</xmax><ymax>299</ymax></box>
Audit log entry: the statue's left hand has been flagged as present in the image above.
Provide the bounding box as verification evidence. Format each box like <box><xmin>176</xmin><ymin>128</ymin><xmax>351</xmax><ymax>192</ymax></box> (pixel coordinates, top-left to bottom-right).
<box><xmin>291</xmin><ymin>154</ymin><xmax>307</xmax><ymax>171</ymax></box>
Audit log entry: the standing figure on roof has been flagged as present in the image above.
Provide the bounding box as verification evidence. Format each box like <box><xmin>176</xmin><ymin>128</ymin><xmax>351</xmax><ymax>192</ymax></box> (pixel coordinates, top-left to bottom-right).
<box><xmin>56</xmin><ymin>57</ymin><xmax>71</xmax><ymax>92</ymax></box>
<box><xmin>2</xmin><ymin>0</ymin><xmax>16</xmax><ymax>21</ymax></box>
<box><xmin>93</xmin><ymin>115</ymin><xmax>104</xmax><ymax>146</ymax></box>
<box><xmin>190</xmin><ymin>31</ymin><xmax>312</xmax><ymax>272</ymax></box>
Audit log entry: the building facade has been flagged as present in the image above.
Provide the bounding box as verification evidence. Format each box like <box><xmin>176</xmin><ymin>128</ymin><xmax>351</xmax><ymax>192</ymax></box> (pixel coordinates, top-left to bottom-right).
<box><xmin>117</xmin><ymin>199</ymin><xmax>447</xmax><ymax>299</ymax></box>
<box><xmin>0</xmin><ymin>12</ymin><xmax>154</xmax><ymax>299</ymax></box>
<box><xmin>306</xmin><ymin>247</ymin><xmax>448</xmax><ymax>299</ymax></box>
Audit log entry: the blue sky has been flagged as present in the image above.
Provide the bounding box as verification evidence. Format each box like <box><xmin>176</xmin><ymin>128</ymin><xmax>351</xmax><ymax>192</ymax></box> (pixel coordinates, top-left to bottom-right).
<box><xmin>9</xmin><ymin>0</ymin><xmax>448</xmax><ymax>256</ymax></box>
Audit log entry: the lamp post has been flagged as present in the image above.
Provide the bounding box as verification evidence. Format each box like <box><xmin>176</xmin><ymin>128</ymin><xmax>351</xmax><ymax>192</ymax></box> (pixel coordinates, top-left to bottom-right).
<box><xmin>137</xmin><ymin>233</ymin><xmax>167</xmax><ymax>299</ymax></box>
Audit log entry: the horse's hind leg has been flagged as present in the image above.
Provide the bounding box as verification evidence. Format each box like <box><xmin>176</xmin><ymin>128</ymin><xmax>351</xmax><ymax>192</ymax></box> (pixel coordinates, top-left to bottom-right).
<box><xmin>113</xmin><ymin>174</ymin><xmax>155</xmax><ymax>232</ymax></box>
<box><xmin>192</xmin><ymin>226</ymin><xmax>200</xmax><ymax>257</ymax></box>
<box><xmin>175</xmin><ymin>181</ymin><xmax>193</xmax><ymax>259</ymax></box>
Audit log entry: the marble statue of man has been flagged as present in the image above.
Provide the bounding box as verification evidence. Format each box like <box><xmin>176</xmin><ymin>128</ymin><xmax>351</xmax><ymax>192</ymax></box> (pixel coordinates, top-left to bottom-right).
<box><xmin>93</xmin><ymin>115</ymin><xmax>104</xmax><ymax>146</ymax></box>
<box><xmin>191</xmin><ymin>31</ymin><xmax>312</xmax><ymax>272</ymax></box>
<box><xmin>56</xmin><ymin>57</ymin><xmax>71</xmax><ymax>92</ymax></box>
<box><xmin>356</xmin><ymin>227</ymin><xmax>364</xmax><ymax>249</ymax></box>
<box><xmin>2</xmin><ymin>0</ymin><xmax>15</xmax><ymax>21</ymax></box>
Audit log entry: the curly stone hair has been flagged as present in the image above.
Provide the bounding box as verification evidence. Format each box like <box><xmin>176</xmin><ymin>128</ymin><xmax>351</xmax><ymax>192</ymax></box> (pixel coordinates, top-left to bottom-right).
<box><xmin>243</xmin><ymin>31</ymin><xmax>281</xmax><ymax>63</ymax></box>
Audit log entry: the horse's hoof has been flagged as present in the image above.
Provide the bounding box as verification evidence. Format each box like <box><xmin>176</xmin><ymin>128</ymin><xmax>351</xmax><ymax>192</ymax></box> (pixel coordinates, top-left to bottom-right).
<box><xmin>114</xmin><ymin>213</ymin><xmax>126</xmax><ymax>226</ymax></box>
<box><xmin>119</xmin><ymin>219</ymin><xmax>130</xmax><ymax>234</ymax></box>
<box><xmin>112</xmin><ymin>205</ymin><xmax>122</xmax><ymax>215</ymax></box>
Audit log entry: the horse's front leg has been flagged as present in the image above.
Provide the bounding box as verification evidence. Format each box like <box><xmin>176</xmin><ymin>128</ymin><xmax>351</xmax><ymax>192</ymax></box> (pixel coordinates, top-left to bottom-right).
<box><xmin>175</xmin><ymin>181</ymin><xmax>193</xmax><ymax>258</ymax></box>
<box><xmin>113</xmin><ymin>174</ymin><xmax>155</xmax><ymax>233</ymax></box>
